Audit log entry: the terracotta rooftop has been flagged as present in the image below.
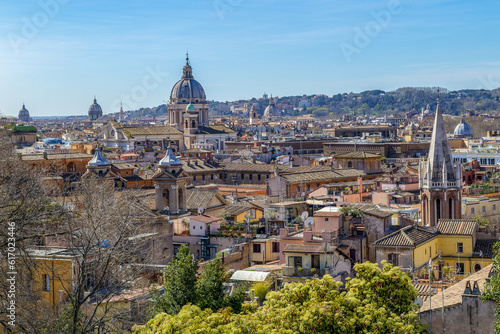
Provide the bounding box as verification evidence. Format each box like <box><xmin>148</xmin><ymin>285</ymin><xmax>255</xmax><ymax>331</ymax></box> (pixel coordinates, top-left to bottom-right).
<box><xmin>334</xmin><ymin>152</ymin><xmax>382</xmax><ymax>159</ymax></box>
<box><xmin>374</xmin><ymin>225</ymin><xmax>437</xmax><ymax>247</ymax></box>
<box><xmin>436</xmin><ymin>219</ymin><xmax>477</xmax><ymax>235</ymax></box>
<box><xmin>190</xmin><ymin>214</ymin><xmax>222</xmax><ymax>224</ymax></box>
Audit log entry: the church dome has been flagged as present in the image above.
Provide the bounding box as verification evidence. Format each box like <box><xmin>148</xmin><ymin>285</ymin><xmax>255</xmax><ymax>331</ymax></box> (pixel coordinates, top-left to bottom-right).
<box><xmin>454</xmin><ymin>118</ymin><xmax>473</xmax><ymax>137</ymax></box>
<box><xmin>186</xmin><ymin>103</ymin><xmax>196</xmax><ymax>112</ymax></box>
<box><xmin>88</xmin><ymin>97</ymin><xmax>103</xmax><ymax>121</ymax></box>
<box><xmin>263</xmin><ymin>96</ymin><xmax>281</xmax><ymax>119</ymax></box>
<box><xmin>18</xmin><ymin>104</ymin><xmax>31</xmax><ymax>122</ymax></box>
<box><xmin>170</xmin><ymin>55</ymin><xmax>206</xmax><ymax>104</ymax></box>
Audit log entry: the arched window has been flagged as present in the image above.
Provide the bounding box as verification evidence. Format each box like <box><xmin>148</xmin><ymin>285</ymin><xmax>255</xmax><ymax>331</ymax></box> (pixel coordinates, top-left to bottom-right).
<box><xmin>347</xmin><ymin>161</ymin><xmax>353</xmax><ymax>168</ymax></box>
<box><xmin>185</xmin><ymin>120</ymin><xmax>189</xmax><ymax>128</ymax></box>
<box><xmin>163</xmin><ymin>189</ymin><xmax>170</xmax><ymax>210</ymax></box>
<box><xmin>178</xmin><ymin>189</ymin><xmax>183</xmax><ymax>211</ymax></box>
<box><xmin>435</xmin><ymin>198</ymin><xmax>441</xmax><ymax>225</ymax></box>
<box><xmin>449</xmin><ymin>197</ymin><xmax>455</xmax><ymax>219</ymax></box>
<box><xmin>67</xmin><ymin>162</ymin><xmax>76</xmax><ymax>173</ymax></box>
<box><xmin>191</xmin><ymin>119</ymin><xmax>196</xmax><ymax>128</ymax></box>
<box><xmin>474</xmin><ymin>263</ymin><xmax>482</xmax><ymax>272</ymax></box>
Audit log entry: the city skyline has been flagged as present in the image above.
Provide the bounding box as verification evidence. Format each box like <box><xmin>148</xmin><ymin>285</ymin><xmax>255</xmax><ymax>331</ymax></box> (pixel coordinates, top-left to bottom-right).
<box><xmin>1</xmin><ymin>0</ymin><xmax>500</xmax><ymax>117</ymax></box>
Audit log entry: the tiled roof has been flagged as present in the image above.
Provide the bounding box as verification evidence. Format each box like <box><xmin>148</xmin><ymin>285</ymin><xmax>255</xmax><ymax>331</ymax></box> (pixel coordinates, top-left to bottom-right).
<box><xmin>186</xmin><ymin>187</ymin><xmax>227</xmax><ymax>210</ymax></box>
<box><xmin>223</xmin><ymin>204</ymin><xmax>253</xmax><ymax>216</ymax></box>
<box><xmin>197</xmin><ymin>125</ymin><xmax>236</xmax><ymax>134</ymax></box>
<box><xmin>21</xmin><ymin>153</ymin><xmax>94</xmax><ymax>161</ymax></box>
<box><xmin>122</xmin><ymin>126</ymin><xmax>182</xmax><ymax>137</ymax></box>
<box><xmin>190</xmin><ymin>214</ymin><xmax>222</xmax><ymax>224</ymax></box>
<box><xmin>472</xmin><ymin>239</ymin><xmax>496</xmax><ymax>258</ymax></box>
<box><xmin>420</xmin><ymin>264</ymin><xmax>492</xmax><ymax>312</ymax></box>
<box><xmin>341</xmin><ymin>202</ymin><xmax>393</xmax><ymax>219</ymax></box>
<box><xmin>283</xmin><ymin>243</ymin><xmax>336</xmax><ymax>254</ymax></box>
<box><xmin>334</xmin><ymin>152</ymin><xmax>382</xmax><ymax>159</ymax></box>
<box><xmin>182</xmin><ymin>160</ymin><xmax>221</xmax><ymax>173</ymax></box>
<box><xmin>279</xmin><ymin>169</ymin><xmax>365</xmax><ymax>183</ymax></box>
<box><xmin>436</xmin><ymin>219</ymin><xmax>477</xmax><ymax>235</ymax></box>
<box><xmin>374</xmin><ymin>225</ymin><xmax>436</xmax><ymax>247</ymax></box>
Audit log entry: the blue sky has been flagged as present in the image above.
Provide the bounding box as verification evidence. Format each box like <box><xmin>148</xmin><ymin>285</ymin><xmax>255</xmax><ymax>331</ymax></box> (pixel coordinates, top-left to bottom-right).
<box><xmin>1</xmin><ymin>0</ymin><xmax>500</xmax><ymax>117</ymax></box>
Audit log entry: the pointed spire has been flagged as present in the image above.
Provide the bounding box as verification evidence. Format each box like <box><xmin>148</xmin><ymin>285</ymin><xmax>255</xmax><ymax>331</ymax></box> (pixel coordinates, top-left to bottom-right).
<box><xmin>425</xmin><ymin>95</ymin><xmax>457</xmax><ymax>185</ymax></box>
<box><xmin>94</xmin><ymin>96</ymin><xmax>97</xmax><ymax>104</ymax></box>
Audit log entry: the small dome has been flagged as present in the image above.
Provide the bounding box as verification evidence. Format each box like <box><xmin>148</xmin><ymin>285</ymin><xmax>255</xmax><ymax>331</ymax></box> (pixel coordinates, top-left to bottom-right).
<box><xmin>454</xmin><ymin>118</ymin><xmax>473</xmax><ymax>137</ymax></box>
<box><xmin>18</xmin><ymin>104</ymin><xmax>31</xmax><ymax>122</ymax></box>
<box><xmin>159</xmin><ymin>146</ymin><xmax>182</xmax><ymax>166</ymax></box>
<box><xmin>89</xmin><ymin>97</ymin><xmax>103</xmax><ymax>121</ymax></box>
<box><xmin>88</xmin><ymin>149</ymin><xmax>110</xmax><ymax>167</ymax></box>
<box><xmin>186</xmin><ymin>103</ymin><xmax>196</xmax><ymax>112</ymax></box>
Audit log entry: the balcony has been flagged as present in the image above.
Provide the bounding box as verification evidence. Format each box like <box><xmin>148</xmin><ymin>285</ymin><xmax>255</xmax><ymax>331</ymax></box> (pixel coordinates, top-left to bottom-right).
<box><xmin>282</xmin><ymin>266</ymin><xmax>330</xmax><ymax>277</ymax></box>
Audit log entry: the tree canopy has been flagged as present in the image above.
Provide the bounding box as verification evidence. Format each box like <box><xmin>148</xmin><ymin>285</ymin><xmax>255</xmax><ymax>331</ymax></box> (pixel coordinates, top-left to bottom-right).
<box><xmin>134</xmin><ymin>261</ymin><xmax>424</xmax><ymax>333</ymax></box>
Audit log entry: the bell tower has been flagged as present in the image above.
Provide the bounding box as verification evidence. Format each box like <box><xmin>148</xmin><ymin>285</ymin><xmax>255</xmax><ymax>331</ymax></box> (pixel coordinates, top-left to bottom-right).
<box><xmin>419</xmin><ymin>94</ymin><xmax>462</xmax><ymax>226</ymax></box>
<box><xmin>153</xmin><ymin>145</ymin><xmax>188</xmax><ymax>216</ymax></box>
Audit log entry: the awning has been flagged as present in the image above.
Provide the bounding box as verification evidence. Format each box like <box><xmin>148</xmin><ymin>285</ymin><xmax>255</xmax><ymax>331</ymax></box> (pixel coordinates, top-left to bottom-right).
<box><xmin>230</xmin><ymin>270</ymin><xmax>270</xmax><ymax>282</ymax></box>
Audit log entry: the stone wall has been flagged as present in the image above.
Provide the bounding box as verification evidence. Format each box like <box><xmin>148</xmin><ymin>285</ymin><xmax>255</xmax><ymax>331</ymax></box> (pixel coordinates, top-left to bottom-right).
<box><xmin>419</xmin><ymin>295</ymin><xmax>496</xmax><ymax>334</ymax></box>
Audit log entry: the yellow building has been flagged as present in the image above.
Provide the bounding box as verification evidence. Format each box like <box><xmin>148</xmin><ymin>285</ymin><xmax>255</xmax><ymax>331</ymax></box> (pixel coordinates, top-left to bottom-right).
<box><xmin>374</xmin><ymin>219</ymin><xmax>494</xmax><ymax>279</ymax></box>
<box><xmin>249</xmin><ymin>237</ymin><xmax>280</xmax><ymax>264</ymax></box>
<box><xmin>27</xmin><ymin>247</ymin><xmax>79</xmax><ymax>308</ymax></box>
<box><xmin>222</xmin><ymin>204</ymin><xmax>263</xmax><ymax>224</ymax></box>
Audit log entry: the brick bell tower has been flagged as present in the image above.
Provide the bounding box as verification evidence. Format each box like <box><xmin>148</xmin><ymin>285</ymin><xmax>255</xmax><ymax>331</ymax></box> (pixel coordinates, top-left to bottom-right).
<box><xmin>419</xmin><ymin>94</ymin><xmax>462</xmax><ymax>226</ymax></box>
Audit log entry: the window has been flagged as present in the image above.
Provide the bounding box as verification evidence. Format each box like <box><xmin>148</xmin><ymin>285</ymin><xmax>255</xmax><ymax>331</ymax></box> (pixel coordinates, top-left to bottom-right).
<box><xmin>311</xmin><ymin>255</ymin><xmax>320</xmax><ymax>269</ymax></box>
<box><xmin>494</xmin><ymin>205</ymin><xmax>497</xmax><ymax>211</ymax></box>
<box><xmin>193</xmin><ymin>175</ymin><xmax>197</xmax><ymax>181</ymax></box>
<box><xmin>457</xmin><ymin>242</ymin><xmax>464</xmax><ymax>253</ymax></box>
<box><xmin>272</xmin><ymin>242</ymin><xmax>279</xmax><ymax>253</ymax></box>
<box><xmin>482</xmin><ymin>206</ymin><xmax>486</xmax><ymax>213</ymax></box>
<box><xmin>388</xmin><ymin>253</ymin><xmax>398</xmax><ymax>266</ymax></box>
<box><xmin>211</xmin><ymin>174</ymin><xmax>214</xmax><ymax>180</ymax></box>
<box><xmin>241</xmin><ymin>174</ymin><xmax>245</xmax><ymax>180</ymax></box>
<box><xmin>471</xmin><ymin>208</ymin><xmax>475</xmax><ymax>214</ymax></box>
<box><xmin>202</xmin><ymin>175</ymin><xmax>206</xmax><ymax>181</ymax></box>
<box><xmin>249</xmin><ymin>174</ymin><xmax>253</xmax><ymax>181</ymax></box>
<box><xmin>253</xmin><ymin>244</ymin><xmax>261</xmax><ymax>253</ymax></box>
<box><xmin>474</xmin><ymin>263</ymin><xmax>482</xmax><ymax>272</ymax></box>
<box><xmin>456</xmin><ymin>262</ymin><xmax>465</xmax><ymax>275</ymax></box>
<box><xmin>42</xmin><ymin>274</ymin><xmax>50</xmax><ymax>291</ymax></box>
<box><xmin>258</xmin><ymin>174</ymin><xmax>261</xmax><ymax>181</ymax></box>
<box><xmin>325</xmin><ymin>218</ymin><xmax>329</xmax><ymax>222</ymax></box>
<box><xmin>288</xmin><ymin>256</ymin><xmax>302</xmax><ymax>268</ymax></box>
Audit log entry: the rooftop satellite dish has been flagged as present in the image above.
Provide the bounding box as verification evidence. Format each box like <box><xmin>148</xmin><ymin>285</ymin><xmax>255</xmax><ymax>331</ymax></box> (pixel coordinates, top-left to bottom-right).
<box><xmin>301</xmin><ymin>211</ymin><xmax>309</xmax><ymax>221</ymax></box>
<box><xmin>305</xmin><ymin>217</ymin><xmax>314</xmax><ymax>228</ymax></box>
<box><xmin>414</xmin><ymin>297</ymin><xmax>423</xmax><ymax>308</ymax></box>
<box><xmin>198</xmin><ymin>207</ymin><xmax>205</xmax><ymax>214</ymax></box>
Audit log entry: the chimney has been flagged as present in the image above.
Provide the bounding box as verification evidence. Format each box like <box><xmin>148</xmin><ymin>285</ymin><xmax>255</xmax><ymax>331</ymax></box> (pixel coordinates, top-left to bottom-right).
<box><xmin>303</xmin><ymin>231</ymin><xmax>312</xmax><ymax>242</ymax></box>
<box><xmin>279</xmin><ymin>228</ymin><xmax>289</xmax><ymax>238</ymax></box>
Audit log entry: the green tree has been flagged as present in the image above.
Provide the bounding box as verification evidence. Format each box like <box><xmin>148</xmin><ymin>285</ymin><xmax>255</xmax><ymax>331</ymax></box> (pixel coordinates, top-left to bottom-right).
<box><xmin>150</xmin><ymin>244</ymin><xmax>198</xmax><ymax>315</ymax></box>
<box><xmin>196</xmin><ymin>259</ymin><xmax>227</xmax><ymax>312</ymax></box>
<box><xmin>482</xmin><ymin>242</ymin><xmax>500</xmax><ymax>333</ymax></box>
<box><xmin>134</xmin><ymin>262</ymin><xmax>424</xmax><ymax>333</ymax></box>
